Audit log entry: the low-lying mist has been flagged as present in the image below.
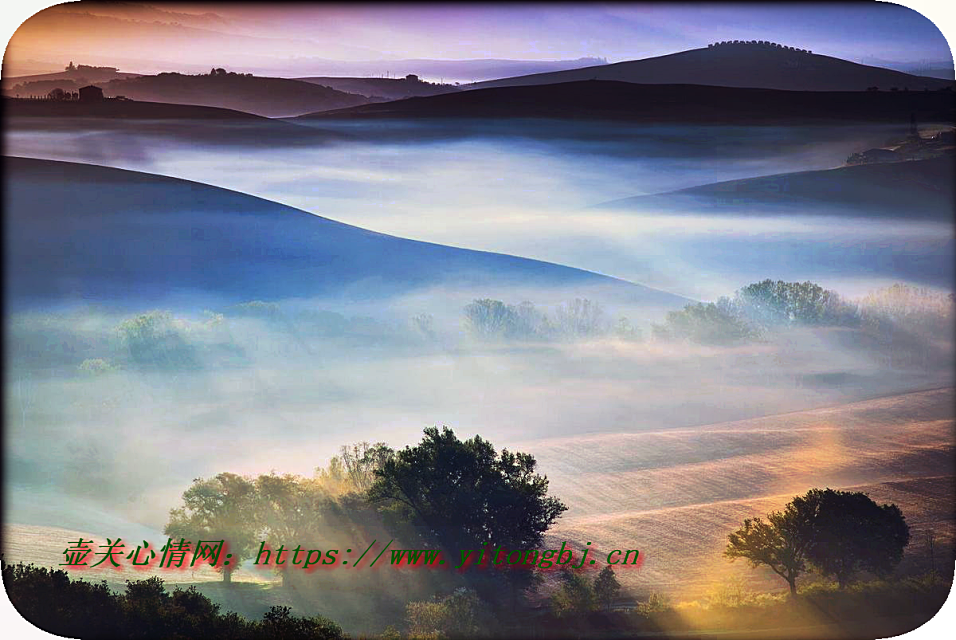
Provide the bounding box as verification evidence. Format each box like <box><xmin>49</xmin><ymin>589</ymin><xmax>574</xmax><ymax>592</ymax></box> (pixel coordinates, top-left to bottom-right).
<box><xmin>6</xmin><ymin>282</ymin><xmax>952</xmax><ymax>538</ymax></box>
<box><xmin>7</xmin><ymin>120</ymin><xmax>946</xmax><ymax>300</ymax></box>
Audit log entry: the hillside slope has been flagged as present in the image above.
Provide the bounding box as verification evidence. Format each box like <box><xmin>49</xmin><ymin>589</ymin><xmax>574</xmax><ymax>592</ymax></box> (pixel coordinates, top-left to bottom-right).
<box><xmin>4</xmin><ymin>157</ymin><xmax>687</xmax><ymax>308</ymax></box>
<box><xmin>468</xmin><ymin>44</ymin><xmax>954</xmax><ymax>92</ymax></box>
<box><xmin>597</xmin><ymin>155</ymin><xmax>956</xmax><ymax>220</ymax></box>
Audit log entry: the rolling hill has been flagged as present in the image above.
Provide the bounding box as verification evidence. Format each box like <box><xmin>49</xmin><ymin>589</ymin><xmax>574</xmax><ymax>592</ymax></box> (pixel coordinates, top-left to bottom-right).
<box><xmin>4</xmin><ymin>157</ymin><xmax>688</xmax><ymax>309</ymax></box>
<box><xmin>596</xmin><ymin>155</ymin><xmax>956</xmax><ymax>220</ymax></box>
<box><xmin>299</xmin><ymin>80</ymin><xmax>956</xmax><ymax>125</ymax></box>
<box><xmin>89</xmin><ymin>72</ymin><xmax>376</xmax><ymax>117</ymax></box>
<box><xmin>520</xmin><ymin>387</ymin><xmax>955</xmax><ymax>597</ymax></box>
<box><xmin>468</xmin><ymin>43</ymin><xmax>954</xmax><ymax>92</ymax></box>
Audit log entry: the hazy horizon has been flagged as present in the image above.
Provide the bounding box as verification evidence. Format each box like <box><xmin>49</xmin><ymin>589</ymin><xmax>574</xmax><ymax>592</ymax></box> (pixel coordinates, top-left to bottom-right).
<box><xmin>4</xmin><ymin>2</ymin><xmax>953</xmax><ymax>78</ymax></box>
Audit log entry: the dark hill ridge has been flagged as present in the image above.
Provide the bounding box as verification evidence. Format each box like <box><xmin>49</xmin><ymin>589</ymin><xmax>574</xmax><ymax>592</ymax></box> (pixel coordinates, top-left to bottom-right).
<box><xmin>298</xmin><ymin>80</ymin><xmax>955</xmax><ymax>125</ymax></box>
<box><xmin>5</xmin><ymin>157</ymin><xmax>688</xmax><ymax>309</ymax></box>
<box><xmin>295</xmin><ymin>76</ymin><xmax>459</xmax><ymax>101</ymax></box>
<box><xmin>467</xmin><ymin>44</ymin><xmax>954</xmax><ymax>92</ymax></box>
<box><xmin>596</xmin><ymin>155</ymin><xmax>956</xmax><ymax>220</ymax></box>
<box><xmin>95</xmin><ymin>72</ymin><xmax>376</xmax><ymax>117</ymax></box>
<box><xmin>3</xmin><ymin>98</ymin><xmax>345</xmax><ymax>146</ymax></box>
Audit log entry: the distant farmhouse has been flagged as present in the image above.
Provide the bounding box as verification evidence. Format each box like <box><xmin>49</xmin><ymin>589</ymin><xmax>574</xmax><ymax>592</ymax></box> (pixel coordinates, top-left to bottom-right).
<box><xmin>78</xmin><ymin>85</ymin><xmax>104</xmax><ymax>102</ymax></box>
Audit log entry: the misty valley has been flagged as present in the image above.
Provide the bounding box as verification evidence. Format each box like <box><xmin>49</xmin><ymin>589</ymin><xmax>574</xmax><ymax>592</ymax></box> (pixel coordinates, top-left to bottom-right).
<box><xmin>2</xmin><ymin>5</ymin><xmax>955</xmax><ymax>640</ymax></box>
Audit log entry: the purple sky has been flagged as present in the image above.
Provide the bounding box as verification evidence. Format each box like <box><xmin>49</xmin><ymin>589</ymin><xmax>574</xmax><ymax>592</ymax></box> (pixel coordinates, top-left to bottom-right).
<box><xmin>4</xmin><ymin>2</ymin><xmax>953</xmax><ymax>77</ymax></box>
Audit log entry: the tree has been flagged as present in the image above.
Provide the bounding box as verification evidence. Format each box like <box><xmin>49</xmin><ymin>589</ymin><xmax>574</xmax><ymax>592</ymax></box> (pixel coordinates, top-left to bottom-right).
<box><xmin>554</xmin><ymin>298</ymin><xmax>605</xmax><ymax>339</ymax></box>
<box><xmin>804</xmin><ymin>489</ymin><xmax>910</xmax><ymax>588</ymax></box>
<box><xmin>652</xmin><ymin>302</ymin><xmax>758</xmax><ymax>345</ymax></box>
<box><xmin>319</xmin><ymin>441</ymin><xmax>393</xmax><ymax>494</ymax></box>
<box><xmin>406</xmin><ymin>588</ymin><xmax>487</xmax><ymax>638</ymax></box>
<box><xmin>463</xmin><ymin>299</ymin><xmax>519</xmax><ymax>340</ymax></box>
<box><xmin>724</xmin><ymin>493</ymin><xmax>819</xmax><ymax>596</ymax></box>
<box><xmin>593</xmin><ymin>565</ymin><xmax>621</xmax><ymax>612</ymax></box>
<box><xmin>734</xmin><ymin>280</ymin><xmax>845</xmax><ymax>327</ymax></box>
<box><xmin>252</xmin><ymin>473</ymin><xmax>327</xmax><ymax>587</ymax></box>
<box><xmin>116</xmin><ymin>311</ymin><xmax>198</xmax><ymax>370</ymax></box>
<box><xmin>369</xmin><ymin>427</ymin><xmax>566</xmax><ymax>553</ymax></box>
<box><xmin>165</xmin><ymin>473</ymin><xmax>259</xmax><ymax>584</ymax></box>
<box><xmin>551</xmin><ymin>567</ymin><xmax>596</xmax><ymax>617</ymax></box>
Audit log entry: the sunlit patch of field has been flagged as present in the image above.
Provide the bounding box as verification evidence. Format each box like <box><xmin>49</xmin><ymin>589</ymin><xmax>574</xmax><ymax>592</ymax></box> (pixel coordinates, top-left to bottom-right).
<box><xmin>520</xmin><ymin>388</ymin><xmax>955</xmax><ymax>598</ymax></box>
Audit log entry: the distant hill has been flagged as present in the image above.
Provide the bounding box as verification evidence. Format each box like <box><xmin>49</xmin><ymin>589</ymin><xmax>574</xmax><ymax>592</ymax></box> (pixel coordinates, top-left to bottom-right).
<box><xmin>467</xmin><ymin>44</ymin><xmax>954</xmax><ymax>92</ymax></box>
<box><xmin>5</xmin><ymin>157</ymin><xmax>687</xmax><ymax>308</ymax></box>
<box><xmin>295</xmin><ymin>76</ymin><xmax>459</xmax><ymax>100</ymax></box>
<box><xmin>85</xmin><ymin>71</ymin><xmax>376</xmax><ymax>117</ymax></box>
<box><xmin>299</xmin><ymin>80</ymin><xmax>955</xmax><ymax>125</ymax></box>
<box><xmin>596</xmin><ymin>155</ymin><xmax>956</xmax><ymax>220</ymax></box>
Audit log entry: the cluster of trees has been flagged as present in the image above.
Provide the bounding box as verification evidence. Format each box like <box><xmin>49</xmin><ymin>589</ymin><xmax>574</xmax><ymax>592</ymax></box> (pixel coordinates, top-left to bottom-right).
<box><xmin>550</xmin><ymin>565</ymin><xmax>622</xmax><ymax>617</ymax></box>
<box><xmin>2</xmin><ymin>563</ymin><xmax>343</xmax><ymax>639</ymax></box>
<box><xmin>463</xmin><ymin>298</ymin><xmax>640</xmax><ymax>342</ymax></box>
<box><xmin>207</xmin><ymin>68</ymin><xmax>254</xmax><ymax>77</ymax></box>
<box><xmin>725</xmin><ymin>488</ymin><xmax>911</xmax><ymax>595</ymax></box>
<box><xmin>709</xmin><ymin>41</ymin><xmax>811</xmax><ymax>53</ymax></box>
<box><xmin>402</xmin><ymin>587</ymin><xmax>488</xmax><ymax>638</ymax></box>
<box><xmin>165</xmin><ymin>429</ymin><xmax>567</xmax><ymax>597</ymax></box>
<box><xmin>165</xmin><ymin>441</ymin><xmax>392</xmax><ymax>586</ymax></box>
<box><xmin>44</xmin><ymin>87</ymin><xmax>80</xmax><ymax>101</ymax></box>
<box><xmin>654</xmin><ymin>280</ymin><xmax>952</xmax><ymax>346</ymax></box>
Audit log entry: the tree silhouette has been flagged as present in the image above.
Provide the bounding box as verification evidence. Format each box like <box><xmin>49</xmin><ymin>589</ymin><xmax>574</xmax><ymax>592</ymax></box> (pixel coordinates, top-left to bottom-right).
<box><xmin>725</xmin><ymin>493</ymin><xmax>818</xmax><ymax>595</ymax></box>
<box><xmin>727</xmin><ymin>488</ymin><xmax>910</xmax><ymax>594</ymax></box>
<box><xmin>369</xmin><ymin>426</ymin><xmax>566</xmax><ymax>553</ymax></box>
<box><xmin>593</xmin><ymin>565</ymin><xmax>622</xmax><ymax>611</ymax></box>
<box><xmin>804</xmin><ymin>488</ymin><xmax>910</xmax><ymax>588</ymax></box>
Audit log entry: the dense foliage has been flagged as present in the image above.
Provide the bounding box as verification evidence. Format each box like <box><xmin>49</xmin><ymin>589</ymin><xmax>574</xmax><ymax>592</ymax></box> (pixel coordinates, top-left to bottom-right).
<box><xmin>2</xmin><ymin>562</ymin><xmax>344</xmax><ymax>639</ymax></box>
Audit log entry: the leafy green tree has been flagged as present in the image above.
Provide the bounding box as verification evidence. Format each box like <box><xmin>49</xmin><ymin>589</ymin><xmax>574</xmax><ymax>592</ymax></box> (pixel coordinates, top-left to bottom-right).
<box><xmin>368</xmin><ymin>427</ymin><xmax>566</xmax><ymax>554</ymax></box>
<box><xmin>165</xmin><ymin>472</ymin><xmax>259</xmax><ymax>584</ymax></box>
<box><xmin>593</xmin><ymin>565</ymin><xmax>621</xmax><ymax>611</ymax></box>
<box><xmin>804</xmin><ymin>488</ymin><xmax>910</xmax><ymax>588</ymax></box>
